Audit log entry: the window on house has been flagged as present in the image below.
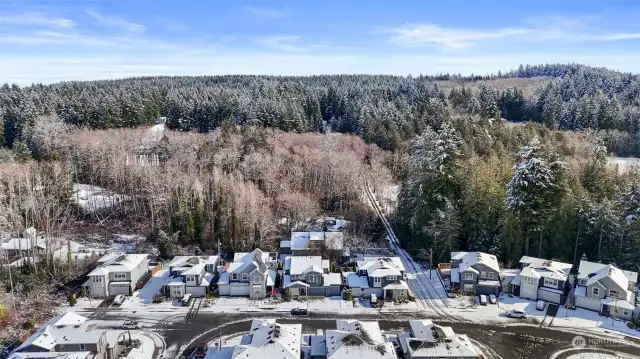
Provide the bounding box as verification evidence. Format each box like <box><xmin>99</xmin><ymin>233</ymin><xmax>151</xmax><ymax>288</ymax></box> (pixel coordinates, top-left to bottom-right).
<box><xmin>544</xmin><ymin>278</ymin><xmax>558</xmax><ymax>287</ymax></box>
<box><xmin>485</xmin><ymin>272</ymin><xmax>495</xmax><ymax>279</ymax></box>
<box><xmin>253</xmin><ymin>276</ymin><xmax>261</xmax><ymax>283</ymax></box>
<box><xmin>80</xmin><ymin>344</ymin><xmax>85</xmax><ymax>350</ymax></box>
<box><xmin>614</xmin><ymin>307</ymin><xmax>619</xmax><ymax>314</ymax></box>
<box><xmin>624</xmin><ymin>310</ymin><xmax>630</xmax><ymax>316</ymax></box>
<box><xmin>609</xmin><ymin>289</ymin><xmax>620</xmax><ymax>298</ymax></box>
<box><xmin>591</xmin><ymin>287</ymin><xmax>600</xmax><ymax>299</ymax></box>
<box><xmin>242</xmin><ymin>273</ymin><xmax>248</xmax><ymax>280</ymax></box>
<box><xmin>387</xmin><ymin>275</ymin><xmax>397</xmax><ymax>282</ymax></box>
<box><xmin>464</xmin><ymin>272</ymin><xmax>474</xmax><ymax>280</ymax></box>
<box><xmin>463</xmin><ymin>284</ymin><xmax>474</xmax><ymax>292</ymax></box>
<box><xmin>580</xmin><ymin>279</ymin><xmax>587</xmax><ymax>286</ymax></box>
<box><xmin>254</xmin><ymin>289</ymin><xmax>261</xmax><ymax>295</ymax></box>
<box><xmin>231</xmin><ymin>273</ymin><xmax>238</xmax><ymax>280</ymax></box>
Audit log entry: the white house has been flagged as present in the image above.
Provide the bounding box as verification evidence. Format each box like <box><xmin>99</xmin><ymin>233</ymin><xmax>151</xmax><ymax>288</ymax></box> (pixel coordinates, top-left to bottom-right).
<box><xmin>284</xmin><ymin>232</ymin><xmax>344</xmax><ymax>256</ymax></box>
<box><xmin>352</xmin><ymin>257</ymin><xmax>409</xmax><ymax>299</ymax></box>
<box><xmin>397</xmin><ymin>320</ymin><xmax>481</xmax><ymax>359</ymax></box>
<box><xmin>282</xmin><ymin>256</ymin><xmax>342</xmax><ymax>297</ymax></box>
<box><xmin>163</xmin><ymin>255</ymin><xmax>219</xmax><ymax>299</ymax></box>
<box><xmin>85</xmin><ymin>253</ymin><xmax>149</xmax><ymax>297</ymax></box>
<box><xmin>572</xmin><ymin>260</ymin><xmax>638</xmax><ymax>321</ymax></box>
<box><xmin>510</xmin><ymin>256</ymin><xmax>572</xmax><ymax>304</ymax></box>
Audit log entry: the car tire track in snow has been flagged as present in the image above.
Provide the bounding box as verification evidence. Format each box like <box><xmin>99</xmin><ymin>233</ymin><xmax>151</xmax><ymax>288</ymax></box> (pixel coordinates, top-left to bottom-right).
<box><xmin>364</xmin><ymin>185</ymin><xmax>463</xmax><ymax>323</ymax></box>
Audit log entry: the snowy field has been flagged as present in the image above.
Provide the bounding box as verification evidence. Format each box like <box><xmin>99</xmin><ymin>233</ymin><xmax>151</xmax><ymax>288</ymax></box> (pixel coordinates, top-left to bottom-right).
<box><xmin>71</xmin><ymin>183</ymin><xmax>128</xmax><ymax>213</ymax></box>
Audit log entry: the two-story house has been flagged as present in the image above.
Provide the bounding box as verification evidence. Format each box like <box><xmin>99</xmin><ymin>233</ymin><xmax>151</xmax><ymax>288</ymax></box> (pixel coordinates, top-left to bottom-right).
<box><xmin>396</xmin><ymin>320</ymin><xmax>482</xmax><ymax>359</ymax></box>
<box><xmin>572</xmin><ymin>260</ymin><xmax>638</xmax><ymax>320</ymax></box>
<box><xmin>353</xmin><ymin>257</ymin><xmax>409</xmax><ymax>300</ymax></box>
<box><xmin>325</xmin><ymin>320</ymin><xmax>397</xmax><ymax>359</ymax></box>
<box><xmin>86</xmin><ymin>253</ymin><xmax>149</xmax><ymax>298</ymax></box>
<box><xmin>231</xmin><ymin>319</ymin><xmax>302</xmax><ymax>359</ymax></box>
<box><xmin>510</xmin><ymin>256</ymin><xmax>572</xmax><ymax>304</ymax></box>
<box><xmin>217</xmin><ymin>248</ymin><xmax>277</xmax><ymax>299</ymax></box>
<box><xmin>282</xmin><ymin>256</ymin><xmax>341</xmax><ymax>297</ymax></box>
<box><xmin>283</xmin><ymin>232</ymin><xmax>344</xmax><ymax>259</ymax></box>
<box><xmin>450</xmin><ymin>252</ymin><xmax>501</xmax><ymax>295</ymax></box>
<box><xmin>14</xmin><ymin>312</ymin><xmax>108</xmax><ymax>359</ymax></box>
<box><xmin>163</xmin><ymin>256</ymin><xmax>219</xmax><ymax>299</ymax></box>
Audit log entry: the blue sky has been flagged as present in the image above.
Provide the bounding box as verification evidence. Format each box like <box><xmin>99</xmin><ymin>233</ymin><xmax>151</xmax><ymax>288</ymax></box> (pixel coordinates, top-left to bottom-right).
<box><xmin>2</xmin><ymin>0</ymin><xmax>640</xmax><ymax>84</ymax></box>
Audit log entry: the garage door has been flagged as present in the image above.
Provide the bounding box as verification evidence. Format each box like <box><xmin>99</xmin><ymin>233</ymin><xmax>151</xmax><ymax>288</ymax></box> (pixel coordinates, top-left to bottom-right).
<box><xmin>218</xmin><ymin>285</ymin><xmax>230</xmax><ymax>296</ymax></box>
<box><xmin>187</xmin><ymin>286</ymin><xmax>206</xmax><ymax>297</ymax></box>
<box><xmin>229</xmin><ymin>285</ymin><xmax>250</xmax><ymax>296</ymax></box>
<box><xmin>109</xmin><ymin>283</ymin><xmax>130</xmax><ymax>295</ymax></box>
<box><xmin>520</xmin><ymin>283</ymin><xmax>537</xmax><ymax>300</ymax></box>
<box><xmin>538</xmin><ymin>288</ymin><xmax>562</xmax><ymax>304</ymax></box>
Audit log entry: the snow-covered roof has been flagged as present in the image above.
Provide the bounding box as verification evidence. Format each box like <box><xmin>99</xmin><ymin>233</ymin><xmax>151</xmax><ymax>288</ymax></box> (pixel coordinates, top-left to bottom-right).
<box><xmin>477</xmin><ymin>280</ymin><xmax>501</xmax><ymax>287</ymax></box>
<box><xmin>325</xmin><ymin>320</ymin><xmax>395</xmax><ymax>359</ymax></box>
<box><xmin>345</xmin><ymin>273</ymin><xmax>369</xmax><ymax>288</ymax></box>
<box><xmin>17</xmin><ymin>313</ymin><xmax>102</xmax><ymax>352</ymax></box>
<box><xmin>310</xmin><ymin>335</ymin><xmax>326</xmax><ymax>356</ymax></box>
<box><xmin>357</xmin><ymin>257</ymin><xmax>404</xmax><ymax>277</ymax></box>
<box><xmin>403</xmin><ymin>320</ymin><xmax>480</xmax><ymax>358</ymax></box>
<box><xmin>459</xmin><ymin>263</ymin><xmax>479</xmax><ymax>274</ymax></box>
<box><xmin>231</xmin><ymin>319</ymin><xmax>301</xmax><ymax>359</ymax></box>
<box><xmin>1</xmin><ymin>236</ymin><xmax>47</xmax><ymax>251</ymax></box>
<box><xmin>539</xmin><ymin>286</ymin><xmax>563</xmax><ymax>294</ymax></box>
<box><xmin>290</xmin><ymin>231</ymin><xmax>344</xmax><ymax>250</ymax></box>
<box><xmin>167</xmin><ymin>255</ymin><xmax>219</xmax><ymax>268</ymax></box>
<box><xmin>383</xmin><ymin>280</ymin><xmax>409</xmax><ymax>290</ymax></box>
<box><xmin>586</xmin><ymin>264</ymin><xmax>629</xmax><ymax>292</ymax></box>
<box><xmin>87</xmin><ymin>266</ymin><xmax>109</xmax><ymax>276</ymax></box>
<box><xmin>280</xmin><ymin>240</ymin><xmax>291</xmax><ymax>249</ymax></box>
<box><xmin>266</xmin><ymin>269</ymin><xmax>276</xmax><ymax>287</ymax></box>
<box><xmin>89</xmin><ymin>253</ymin><xmax>148</xmax><ymax>275</ymax></box>
<box><xmin>217</xmin><ymin>272</ymin><xmax>230</xmax><ymax>285</ymax></box>
<box><xmin>233</xmin><ymin>249</ymin><xmax>276</xmax><ymax>265</ymax></box>
<box><xmin>323</xmin><ymin>273</ymin><xmax>342</xmax><ymax>286</ymax></box>
<box><xmin>574</xmin><ymin>286</ymin><xmax>586</xmax><ymax>297</ymax></box>
<box><xmin>11</xmin><ymin>352</ymin><xmax>92</xmax><ymax>359</ymax></box>
<box><xmin>510</xmin><ymin>274</ymin><xmax>521</xmax><ymax>286</ymax></box>
<box><xmin>284</xmin><ymin>256</ymin><xmax>328</xmax><ymax>275</ymax></box>
<box><xmin>519</xmin><ymin>256</ymin><xmax>572</xmax><ymax>281</ymax></box>
<box><xmin>578</xmin><ymin>260</ymin><xmax>637</xmax><ymax>284</ymax></box>
<box><xmin>181</xmin><ymin>263</ymin><xmax>206</xmax><ymax>276</ymax></box>
<box><xmin>520</xmin><ymin>266</ymin><xmax>541</xmax><ymax>279</ymax></box>
<box><xmin>283</xmin><ymin>275</ymin><xmax>310</xmax><ymax>288</ymax></box>
<box><xmin>451</xmin><ymin>251</ymin><xmax>500</xmax><ymax>273</ymax></box>
<box><xmin>601</xmin><ymin>297</ymin><xmax>635</xmax><ymax>310</ymax></box>
<box><xmin>97</xmin><ymin>252</ymin><xmax>125</xmax><ymax>264</ymax></box>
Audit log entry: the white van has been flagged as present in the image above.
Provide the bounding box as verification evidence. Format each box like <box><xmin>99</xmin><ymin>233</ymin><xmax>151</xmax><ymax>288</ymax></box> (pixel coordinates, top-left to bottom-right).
<box><xmin>370</xmin><ymin>294</ymin><xmax>378</xmax><ymax>307</ymax></box>
<box><xmin>479</xmin><ymin>295</ymin><xmax>488</xmax><ymax>306</ymax></box>
<box><xmin>113</xmin><ymin>295</ymin><xmax>125</xmax><ymax>306</ymax></box>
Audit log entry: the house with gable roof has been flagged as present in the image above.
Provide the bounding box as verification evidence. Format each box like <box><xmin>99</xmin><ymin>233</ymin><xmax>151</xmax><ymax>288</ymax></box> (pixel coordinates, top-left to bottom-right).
<box><xmin>217</xmin><ymin>248</ymin><xmax>278</xmax><ymax>299</ymax></box>
<box><xmin>324</xmin><ymin>319</ymin><xmax>397</xmax><ymax>359</ymax></box>
<box><xmin>282</xmin><ymin>256</ymin><xmax>342</xmax><ymax>297</ymax></box>
<box><xmin>85</xmin><ymin>253</ymin><xmax>149</xmax><ymax>298</ymax></box>
<box><xmin>163</xmin><ymin>255</ymin><xmax>219</xmax><ymax>298</ymax></box>
<box><xmin>396</xmin><ymin>319</ymin><xmax>481</xmax><ymax>359</ymax></box>
<box><xmin>450</xmin><ymin>251</ymin><xmax>501</xmax><ymax>295</ymax></box>
<box><xmin>353</xmin><ymin>257</ymin><xmax>409</xmax><ymax>300</ymax></box>
<box><xmin>231</xmin><ymin>319</ymin><xmax>302</xmax><ymax>359</ymax></box>
<box><xmin>282</xmin><ymin>232</ymin><xmax>345</xmax><ymax>260</ymax></box>
<box><xmin>571</xmin><ymin>260</ymin><xmax>638</xmax><ymax>320</ymax></box>
<box><xmin>509</xmin><ymin>256</ymin><xmax>572</xmax><ymax>304</ymax></box>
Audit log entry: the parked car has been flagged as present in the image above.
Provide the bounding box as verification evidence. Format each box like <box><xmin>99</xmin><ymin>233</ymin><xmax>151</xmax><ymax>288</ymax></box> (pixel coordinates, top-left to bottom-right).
<box><xmin>447</xmin><ymin>291</ymin><xmax>456</xmax><ymax>299</ymax></box>
<box><xmin>122</xmin><ymin>320</ymin><xmax>141</xmax><ymax>330</ymax></box>
<box><xmin>291</xmin><ymin>308</ymin><xmax>308</xmax><ymax>316</ymax></box>
<box><xmin>370</xmin><ymin>294</ymin><xmax>378</xmax><ymax>307</ymax></box>
<box><xmin>113</xmin><ymin>295</ymin><xmax>125</xmax><ymax>306</ymax></box>
<box><xmin>488</xmin><ymin>294</ymin><xmax>497</xmax><ymax>304</ymax></box>
<box><xmin>479</xmin><ymin>295</ymin><xmax>487</xmax><ymax>305</ymax></box>
<box><xmin>182</xmin><ymin>293</ymin><xmax>193</xmax><ymax>307</ymax></box>
<box><xmin>536</xmin><ymin>300</ymin><xmax>546</xmax><ymax>311</ymax></box>
<box><xmin>506</xmin><ymin>309</ymin><xmax>527</xmax><ymax>318</ymax></box>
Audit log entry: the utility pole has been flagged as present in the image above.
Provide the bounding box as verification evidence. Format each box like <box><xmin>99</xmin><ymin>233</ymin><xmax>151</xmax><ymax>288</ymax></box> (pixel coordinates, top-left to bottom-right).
<box><xmin>219</xmin><ymin>327</ymin><xmax>222</xmax><ymax>350</ymax></box>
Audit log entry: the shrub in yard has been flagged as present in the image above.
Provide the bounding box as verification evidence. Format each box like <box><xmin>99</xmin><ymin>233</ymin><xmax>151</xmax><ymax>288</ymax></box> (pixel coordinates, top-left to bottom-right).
<box><xmin>129</xmin><ymin>286</ymin><xmax>134</xmax><ymax>296</ymax></box>
<box><xmin>69</xmin><ymin>294</ymin><xmax>77</xmax><ymax>306</ymax></box>
<box><xmin>343</xmin><ymin>289</ymin><xmax>353</xmax><ymax>301</ymax></box>
<box><xmin>628</xmin><ymin>322</ymin><xmax>635</xmax><ymax>329</ymax></box>
<box><xmin>282</xmin><ymin>290</ymin><xmax>291</xmax><ymax>301</ymax></box>
<box><xmin>407</xmin><ymin>293</ymin><xmax>416</xmax><ymax>302</ymax></box>
<box><xmin>81</xmin><ymin>286</ymin><xmax>87</xmax><ymax>298</ymax></box>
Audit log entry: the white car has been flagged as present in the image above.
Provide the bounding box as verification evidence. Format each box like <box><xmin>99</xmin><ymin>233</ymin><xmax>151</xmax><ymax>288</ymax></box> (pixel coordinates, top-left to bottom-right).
<box><xmin>488</xmin><ymin>294</ymin><xmax>497</xmax><ymax>304</ymax></box>
<box><xmin>536</xmin><ymin>300</ymin><xmax>546</xmax><ymax>311</ymax></box>
<box><xmin>122</xmin><ymin>321</ymin><xmax>141</xmax><ymax>330</ymax></box>
<box><xmin>112</xmin><ymin>295</ymin><xmax>125</xmax><ymax>306</ymax></box>
<box><xmin>506</xmin><ymin>309</ymin><xmax>527</xmax><ymax>318</ymax></box>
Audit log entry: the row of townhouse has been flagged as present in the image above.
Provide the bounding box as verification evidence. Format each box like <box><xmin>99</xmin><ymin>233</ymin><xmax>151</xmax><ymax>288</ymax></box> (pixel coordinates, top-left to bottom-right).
<box><xmin>207</xmin><ymin>318</ymin><xmax>482</xmax><ymax>359</ymax></box>
<box><xmin>10</xmin><ymin>312</ymin><xmax>153</xmax><ymax>359</ymax></box>
<box><xmin>447</xmin><ymin>251</ymin><xmax>639</xmax><ymax>321</ymax></box>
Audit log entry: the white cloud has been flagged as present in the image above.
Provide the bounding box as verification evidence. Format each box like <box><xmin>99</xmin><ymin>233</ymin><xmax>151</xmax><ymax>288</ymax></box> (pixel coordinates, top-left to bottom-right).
<box><xmin>0</xmin><ymin>13</ymin><xmax>75</xmax><ymax>28</ymax></box>
<box><xmin>85</xmin><ymin>9</ymin><xmax>145</xmax><ymax>33</ymax></box>
<box><xmin>384</xmin><ymin>18</ymin><xmax>640</xmax><ymax>50</ymax></box>
<box><xmin>244</xmin><ymin>6</ymin><xmax>288</xmax><ymax>19</ymax></box>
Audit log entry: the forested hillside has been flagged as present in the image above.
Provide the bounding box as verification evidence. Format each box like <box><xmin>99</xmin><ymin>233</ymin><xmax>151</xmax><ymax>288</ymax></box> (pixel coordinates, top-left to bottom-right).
<box><xmin>1</xmin><ymin>63</ymin><xmax>640</xmax><ymax>156</ymax></box>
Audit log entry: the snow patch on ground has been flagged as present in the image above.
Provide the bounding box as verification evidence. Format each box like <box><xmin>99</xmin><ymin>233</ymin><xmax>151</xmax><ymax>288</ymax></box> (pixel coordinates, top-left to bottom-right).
<box><xmin>566</xmin><ymin>354</ymin><xmax>617</xmax><ymax>359</ymax></box>
<box><xmin>551</xmin><ymin>307</ymin><xmax>640</xmax><ymax>338</ymax></box>
<box><xmin>71</xmin><ymin>183</ymin><xmax>128</xmax><ymax>213</ymax></box>
<box><xmin>607</xmin><ymin>157</ymin><xmax>640</xmax><ymax>173</ymax></box>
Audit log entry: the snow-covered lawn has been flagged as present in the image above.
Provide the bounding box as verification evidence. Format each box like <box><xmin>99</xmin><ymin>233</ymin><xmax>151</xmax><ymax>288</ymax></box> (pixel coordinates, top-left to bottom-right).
<box><xmin>71</xmin><ymin>183</ymin><xmax>128</xmax><ymax>213</ymax></box>
<box><xmin>551</xmin><ymin>307</ymin><xmax>640</xmax><ymax>338</ymax></box>
<box><xmin>205</xmin><ymin>296</ymin><xmax>377</xmax><ymax>315</ymax></box>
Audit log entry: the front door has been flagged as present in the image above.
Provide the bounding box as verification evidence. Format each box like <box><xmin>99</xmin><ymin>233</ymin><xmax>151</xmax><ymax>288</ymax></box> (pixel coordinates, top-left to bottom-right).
<box><xmin>299</xmin><ymin>287</ymin><xmax>307</xmax><ymax>296</ymax></box>
<box><xmin>602</xmin><ymin>304</ymin><xmax>611</xmax><ymax>316</ymax></box>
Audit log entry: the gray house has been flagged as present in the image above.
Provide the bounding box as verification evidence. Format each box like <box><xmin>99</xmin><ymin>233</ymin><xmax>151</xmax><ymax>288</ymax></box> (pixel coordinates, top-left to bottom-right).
<box><xmin>286</xmin><ymin>232</ymin><xmax>344</xmax><ymax>259</ymax></box>
<box><xmin>354</xmin><ymin>257</ymin><xmax>409</xmax><ymax>300</ymax></box>
<box><xmin>282</xmin><ymin>256</ymin><xmax>342</xmax><ymax>297</ymax></box>
<box><xmin>450</xmin><ymin>252</ymin><xmax>501</xmax><ymax>295</ymax></box>
<box><xmin>572</xmin><ymin>260</ymin><xmax>638</xmax><ymax>321</ymax></box>
<box><xmin>510</xmin><ymin>256</ymin><xmax>572</xmax><ymax>304</ymax></box>
<box><xmin>217</xmin><ymin>249</ymin><xmax>277</xmax><ymax>299</ymax></box>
